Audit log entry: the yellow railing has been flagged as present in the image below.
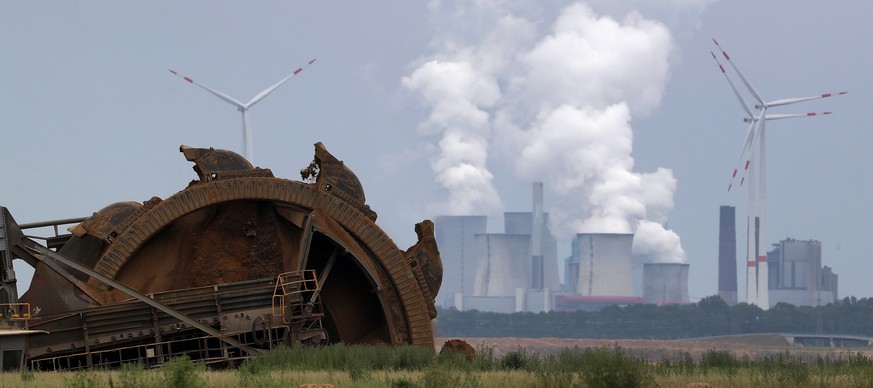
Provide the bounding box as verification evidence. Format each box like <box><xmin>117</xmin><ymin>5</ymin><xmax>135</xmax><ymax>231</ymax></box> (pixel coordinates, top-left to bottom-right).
<box><xmin>272</xmin><ymin>270</ymin><xmax>320</xmax><ymax>324</ymax></box>
<box><xmin>0</xmin><ymin>303</ymin><xmax>31</xmax><ymax>320</ymax></box>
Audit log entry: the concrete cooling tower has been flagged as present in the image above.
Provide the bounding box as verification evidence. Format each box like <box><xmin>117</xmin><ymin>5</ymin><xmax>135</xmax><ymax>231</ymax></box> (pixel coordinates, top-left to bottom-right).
<box><xmin>576</xmin><ymin>233</ymin><xmax>635</xmax><ymax>297</ymax></box>
<box><xmin>503</xmin><ymin>212</ymin><xmax>559</xmax><ymax>291</ymax></box>
<box><xmin>473</xmin><ymin>234</ymin><xmax>531</xmax><ymax>297</ymax></box>
<box><xmin>643</xmin><ymin>263</ymin><xmax>690</xmax><ymax>304</ymax></box>
<box><xmin>434</xmin><ymin>215</ymin><xmax>487</xmax><ymax>306</ymax></box>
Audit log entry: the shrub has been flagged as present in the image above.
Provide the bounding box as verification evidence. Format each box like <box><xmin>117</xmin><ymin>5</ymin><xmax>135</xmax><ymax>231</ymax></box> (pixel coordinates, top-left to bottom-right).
<box><xmin>65</xmin><ymin>370</ymin><xmax>103</xmax><ymax>388</ymax></box>
<box><xmin>577</xmin><ymin>346</ymin><xmax>653</xmax><ymax>388</ymax></box>
<box><xmin>757</xmin><ymin>351</ymin><xmax>810</xmax><ymax>386</ymax></box>
<box><xmin>348</xmin><ymin>365</ymin><xmax>371</xmax><ymax>381</ymax></box>
<box><xmin>19</xmin><ymin>368</ymin><xmax>34</xmax><ymax>382</ymax></box>
<box><xmin>387</xmin><ymin>376</ymin><xmax>416</xmax><ymax>388</ymax></box>
<box><xmin>161</xmin><ymin>355</ymin><xmax>205</xmax><ymax>388</ymax></box>
<box><xmin>472</xmin><ymin>344</ymin><xmax>497</xmax><ymax>371</ymax></box>
<box><xmin>699</xmin><ymin>349</ymin><xmax>738</xmax><ymax>378</ymax></box>
<box><xmin>500</xmin><ymin>347</ymin><xmax>537</xmax><ymax>371</ymax></box>
<box><xmin>117</xmin><ymin>362</ymin><xmax>153</xmax><ymax>388</ymax></box>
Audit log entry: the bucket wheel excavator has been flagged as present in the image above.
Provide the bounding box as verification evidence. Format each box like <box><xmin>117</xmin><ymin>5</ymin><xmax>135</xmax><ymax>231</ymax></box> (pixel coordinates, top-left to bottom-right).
<box><xmin>0</xmin><ymin>143</ymin><xmax>442</xmax><ymax>370</ymax></box>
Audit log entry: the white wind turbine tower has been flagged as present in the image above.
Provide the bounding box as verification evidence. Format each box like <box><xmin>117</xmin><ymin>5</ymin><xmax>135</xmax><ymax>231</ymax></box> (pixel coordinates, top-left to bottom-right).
<box><xmin>711</xmin><ymin>39</ymin><xmax>845</xmax><ymax>309</ymax></box>
<box><xmin>169</xmin><ymin>58</ymin><xmax>317</xmax><ymax>163</ymax></box>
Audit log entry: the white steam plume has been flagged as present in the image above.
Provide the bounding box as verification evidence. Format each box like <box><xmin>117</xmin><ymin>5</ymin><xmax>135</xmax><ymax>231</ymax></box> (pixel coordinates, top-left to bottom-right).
<box><xmin>511</xmin><ymin>3</ymin><xmax>684</xmax><ymax>262</ymax></box>
<box><xmin>402</xmin><ymin>12</ymin><xmax>535</xmax><ymax>216</ymax></box>
<box><xmin>402</xmin><ymin>60</ymin><xmax>503</xmax><ymax>215</ymax></box>
<box><xmin>407</xmin><ymin>1</ymin><xmax>704</xmax><ymax>262</ymax></box>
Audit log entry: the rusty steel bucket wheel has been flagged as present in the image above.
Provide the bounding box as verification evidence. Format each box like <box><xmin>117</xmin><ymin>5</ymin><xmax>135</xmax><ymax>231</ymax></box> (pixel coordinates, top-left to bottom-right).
<box><xmin>21</xmin><ymin>143</ymin><xmax>442</xmax><ymax>354</ymax></box>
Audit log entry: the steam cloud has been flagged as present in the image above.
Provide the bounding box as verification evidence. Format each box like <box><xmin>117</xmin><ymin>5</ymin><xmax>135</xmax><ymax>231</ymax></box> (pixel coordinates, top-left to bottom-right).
<box><xmin>405</xmin><ymin>1</ymin><xmax>709</xmax><ymax>263</ymax></box>
<box><xmin>402</xmin><ymin>61</ymin><xmax>503</xmax><ymax>215</ymax></box>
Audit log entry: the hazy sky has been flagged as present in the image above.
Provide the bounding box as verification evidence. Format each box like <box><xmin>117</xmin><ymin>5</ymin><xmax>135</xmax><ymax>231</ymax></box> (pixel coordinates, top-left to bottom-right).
<box><xmin>2</xmin><ymin>1</ymin><xmax>871</xmax><ymax>302</ymax></box>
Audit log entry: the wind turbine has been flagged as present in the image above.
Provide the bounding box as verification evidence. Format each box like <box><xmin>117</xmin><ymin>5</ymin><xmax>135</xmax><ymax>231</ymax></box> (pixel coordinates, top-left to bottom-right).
<box><xmin>711</xmin><ymin>39</ymin><xmax>845</xmax><ymax>309</ymax></box>
<box><xmin>169</xmin><ymin>58</ymin><xmax>317</xmax><ymax>163</ymax></box>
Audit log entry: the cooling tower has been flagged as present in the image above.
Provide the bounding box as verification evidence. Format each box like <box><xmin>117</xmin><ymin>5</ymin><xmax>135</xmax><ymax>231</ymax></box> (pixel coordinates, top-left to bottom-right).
<box><xmin>504</xmin><ymin>211</ymin><xmax>560</xmax><ymax>292</ymax></box>
<box><xmin>575</xmin><ymin>233</ymin><xmax>635</xmax><ymax>297</ymax></box>
<box><xmin>718</xmin><ymin>206</ymin><xmax>738</xmax><ymax>305</ymax></box>
<box><xmin>473</xmin><ymin>234</ymin><xmax>531</xmax><ymax>297</ymax></box>
<box><xmin>434</xmin><ymin>215</ymin><xmax>487</xmax><ymax>306</ymax></box>
<box><xmin>643</xmin><ymin>263</ymin><xmax>690</xmax><ymax>304</ymax></box>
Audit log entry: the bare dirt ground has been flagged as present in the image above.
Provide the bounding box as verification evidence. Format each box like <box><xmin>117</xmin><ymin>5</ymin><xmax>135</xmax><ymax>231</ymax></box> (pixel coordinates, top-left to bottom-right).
<box><xmin>436</xmin><ymin>335</ymin><xmax>873</xmax><ymax>360</ymax></box>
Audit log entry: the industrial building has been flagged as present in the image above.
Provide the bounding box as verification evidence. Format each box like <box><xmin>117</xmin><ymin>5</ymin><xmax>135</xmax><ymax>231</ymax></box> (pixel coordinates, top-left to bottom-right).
<box><xmin>436</xmin><ymin>182</ymin><xmax>690</xmax><ymax>313</ymax></box>
<box><xmin>767</xmin><ymin>238</ymin><xmax>838</xmax><ymax>307</ymax></box>
<box><xmin>438</xmin><ymin>183</ymin><xmax>560</xmax><ymax>313</ymax></box>
<box><xmin>717</xmin><ymin>205</ymin><xmax>838</xmax><ymax>308</ymax></box>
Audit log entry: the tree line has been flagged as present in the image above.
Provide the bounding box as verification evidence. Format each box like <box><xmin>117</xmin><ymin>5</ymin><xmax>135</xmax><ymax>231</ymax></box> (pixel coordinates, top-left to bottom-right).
<box><xmin>433</xmin><ymin>296</ymin><xmax>873</xmax><ymax>339</ymax></box>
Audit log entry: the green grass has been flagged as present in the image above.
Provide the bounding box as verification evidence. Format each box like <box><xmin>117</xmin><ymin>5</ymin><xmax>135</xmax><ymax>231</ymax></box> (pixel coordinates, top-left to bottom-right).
<box><xmin>8</xmin><ymin>344</ymin><xmax>873</xmax><ymax>387</ymax></box>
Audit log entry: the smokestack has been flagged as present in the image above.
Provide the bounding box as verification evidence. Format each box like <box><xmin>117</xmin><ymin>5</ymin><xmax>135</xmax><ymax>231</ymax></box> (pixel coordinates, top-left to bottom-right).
<box><xmin>531</xmin><ymin>182</ymin><xmax>544</xmax><ymax>289</ymax></box>
<box><xmin>718</xmin><ymin>206</ymin><xmax>738</xmax><ymax>305</ymax></box>
<box><xmin>576</xmin><ymin>233</ymin><xmax>635</xmax><ymax>297</ymax></box>
<box><xmin>506</xmin><ymin>211</ymin><xmax>560</xmax><ymax>292</ymax></box>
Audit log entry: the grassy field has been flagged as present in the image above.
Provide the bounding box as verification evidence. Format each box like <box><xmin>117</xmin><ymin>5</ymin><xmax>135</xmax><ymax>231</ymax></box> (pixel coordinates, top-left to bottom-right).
<box><xmin>9</xmin><ymin>344</ymin><xmax>873</xmax><ymax>387</ymax></box>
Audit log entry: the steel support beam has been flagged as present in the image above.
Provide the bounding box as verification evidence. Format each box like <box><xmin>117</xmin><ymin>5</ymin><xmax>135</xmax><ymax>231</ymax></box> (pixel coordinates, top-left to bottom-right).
<box><xmin>23</xmin><ymin>243</ymin><xmax>262</xmax><ymax>356</ymax></box>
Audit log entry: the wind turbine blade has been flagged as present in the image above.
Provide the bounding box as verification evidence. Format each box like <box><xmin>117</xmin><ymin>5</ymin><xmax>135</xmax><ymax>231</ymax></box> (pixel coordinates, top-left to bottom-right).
<box><xmin>764</xmin><ymin>112</ymin><xmax>832</xmax><ymax>121</ymax></box>
<box><xmin>711</xmin><ymin>52</ymin><xmax>754</xmax><ymax>117</ymax></box>
<box><xmin>169</xmin><ymin>69</ymin><xmax>246</xmax><ymax>108</ymax></box>
<box><xmin>735</xmin><ymin>108</ymin><xmax>767</xmax><ymax>190</ymax></box>
<box><xmin>727</xmin><ymin>118</ymin><xmax>761</xmax><ymax>191</ymax></box>
<box><xmin>767</xmin><ymin>92</ymin><xmax>847</xmax><ymax>108</ymax></box>
<box><xmin>246</xmin><ymin>58</ymin><xmax>317</xmax><ymax>109</ymax></box>
<box><xmin>713</xmin><ymin>39</ymin><xmax>766</xmax><ymax>106</ymax></box>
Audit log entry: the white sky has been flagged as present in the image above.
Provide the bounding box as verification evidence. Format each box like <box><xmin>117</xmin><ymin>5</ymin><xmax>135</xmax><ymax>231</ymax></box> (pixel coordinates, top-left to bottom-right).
<box><xmin>2</xmin><ymin>1</ymin><xmax>871</xmax><ymax>302</ymax></box>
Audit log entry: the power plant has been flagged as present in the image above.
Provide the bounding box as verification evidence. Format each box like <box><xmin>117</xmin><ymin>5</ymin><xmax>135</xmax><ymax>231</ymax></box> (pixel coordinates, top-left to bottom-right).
<box><xmin>717</xmin><ymin>205</ymin><xmax>839</xmax><ymax>308</ymax></box>
<box><xmin>435</xmin><ymin>182</ymin><xmax>689</xmax><ymax>313</ymax></box>
<box><xmin>767</xmin><ymin>238</ymin><xmax>838</xmax><ymax>307</ymax></box>
<box><xmin>436</xmin><ymin>183</ymin><xmax>560</xmax><ymax>313</ymax></box>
